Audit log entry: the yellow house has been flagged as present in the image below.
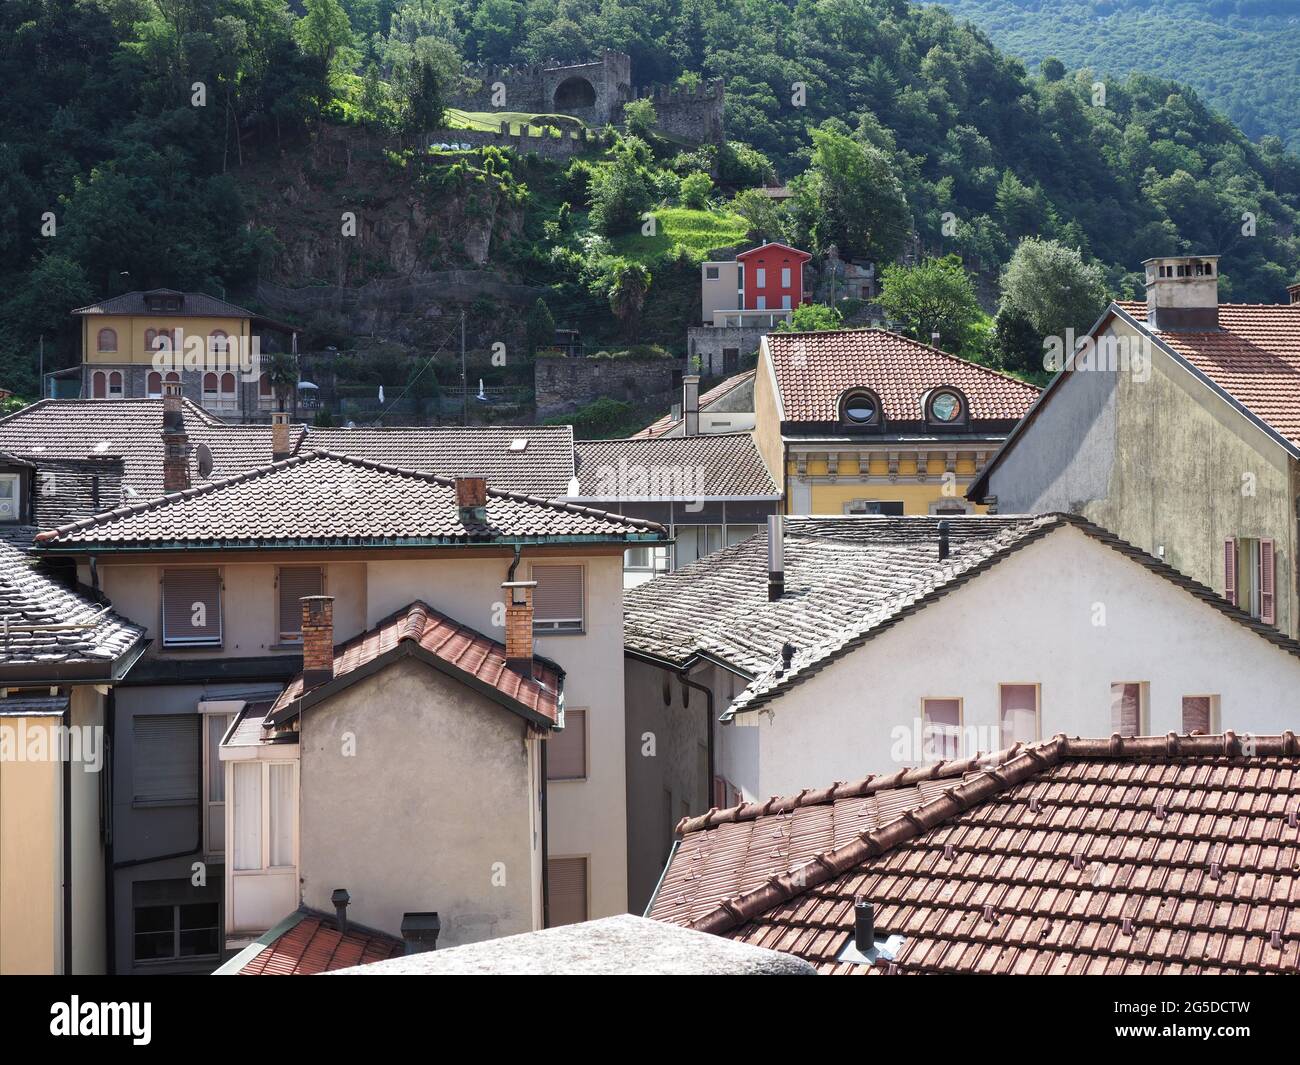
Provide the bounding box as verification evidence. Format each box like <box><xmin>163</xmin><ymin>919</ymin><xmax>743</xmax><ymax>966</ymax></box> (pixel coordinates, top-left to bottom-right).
<box><xmin>753</xmin><ymin>329</ymin><xmax>1040</xmax><ymax>515</ymax></box>
<box><xmin>0</xmin><ymin>541</ymin><xmax>146</xmax><ymax>974</ymax></box>
<box><xmin>71</xmin><ymin>289</ymin><xmax>294</xmax><ymax>420</ymax></box>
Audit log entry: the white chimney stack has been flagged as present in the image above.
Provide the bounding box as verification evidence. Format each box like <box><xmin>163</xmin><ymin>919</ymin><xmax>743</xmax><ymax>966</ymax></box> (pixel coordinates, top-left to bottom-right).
<box><xmin>1143</xmin><ymin>255</ymin><xmax>1220</xmax><ymax>332</ymax></box>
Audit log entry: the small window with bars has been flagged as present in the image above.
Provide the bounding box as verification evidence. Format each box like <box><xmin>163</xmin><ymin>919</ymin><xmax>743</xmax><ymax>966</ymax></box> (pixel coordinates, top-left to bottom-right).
<box><xmin>532</xmin><ymin>565</ymin><xmax>584</xmax><ymax>633</ymax></box>
<box><xmin>277</xmin><ymin>566</ymin><xmax>324</xmax><ymax>642</ymax></box>
<box><xmin>547</xmin><ymin>709</ymin><xmax>586</xmax><ymax>781</ymax></box>
<box><xmin>161</xmin><ymin>568</ymin><xmax>223</xmax><ymax>648</ymax></box>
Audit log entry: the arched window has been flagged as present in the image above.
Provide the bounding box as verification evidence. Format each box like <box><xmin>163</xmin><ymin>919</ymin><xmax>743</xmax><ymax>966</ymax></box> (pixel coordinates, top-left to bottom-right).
<box><xmin>152</xmin><ymin>328</ymin><xmax>173</xmax><ymax>352</ymax></box>
<box><xmin>91</xmin><ymin>371</ymin><xmax>107</xmax><ymax>399</ymax></box>
<box><xmin>925</xmin><ymin>387</ymin><xmax>969</xmax><ymax>428</ymax></box>
<box><xmin>838</xmin><ymin>388</ymin><xmax>882</xmax><ymax>428</ymax></box>
<box><xmin>259</xmin><ymin>372</ymin><xmax>272</xmax><ymax>397</ymax></box>
<box><xmin>220</xmin><ymin>372</ymin><xmax>236</xmax><ymax>400</ymax></box>
<box><xmin>146</xmin><ymin>371</ymin><xmax>163</xmax><ymax>398</ymax></box>
<box><xmin>108</xmin><ymin>370</ymin><xmax>123</xmax><ymax>398</ymax></box>
<box><xmin>210</xmin><ymin>330</ymin><xmax>229</xmax><ymax>355</ymax></box>
<box><xmin>97</xmin><ymin>328</ymin><xmax>117</xmax><ymax>353</ymax></box>
<box><xmin>202</xmin><ymin>372</ymin><xmax>218</xmax><ymax>407</ymax></box>
<box><xmin>144</xmin><ymin>328</ymin><xmax>156</xmax><ymax>351</ymax></box>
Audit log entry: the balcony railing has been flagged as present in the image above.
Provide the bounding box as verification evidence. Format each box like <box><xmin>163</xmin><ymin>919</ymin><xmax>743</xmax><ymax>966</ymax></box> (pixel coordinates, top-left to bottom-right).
<box><xmin>709</xmin><ymin>308</ymin><xmax>793</xmax><ymax>329</ymax></box>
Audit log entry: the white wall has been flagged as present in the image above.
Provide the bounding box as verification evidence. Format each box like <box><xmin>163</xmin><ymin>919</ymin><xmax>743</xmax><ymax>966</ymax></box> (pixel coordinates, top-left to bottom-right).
<box><xmin>732</xmin><ymin>526</ymin><xmax>1300</xmax><ymax>797</ymax></box>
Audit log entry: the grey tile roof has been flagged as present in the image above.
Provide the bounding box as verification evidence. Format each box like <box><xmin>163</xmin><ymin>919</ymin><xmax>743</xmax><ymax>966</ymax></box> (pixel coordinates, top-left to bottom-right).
<box><xmin>0</xmin><ymin>399</ymin><xmax>296</xmax><ymax>506</ymax></box>
<box><xmin>0</xmin><ymin>694</ymin><xmax>70</xmax><ymax>717</ymax></box>
<box><xmin>301</xmin><ymin>425</ymin><xmax>575</xmax><ymax>497</ymax></box>
<box><xmin>625</xmin><ymin>513</ymin><xmax>1300</xmax><ymax>717</ymax></box>
<box><xmin>71</xmin><ymin>289</ymin><xmax>256</xmax><ymax>318</ymax></box>
<box><xmin>34</xmin><ymin>451</ymin><xmax>666</xmax><ymax>550</ymax></box>
<box><xmin>0</xmin><ymin>540</ymin><xmax>145</xmax><ymax>675</ymax></box>
<box><xmin>571</xmin><ymin>433</ymin><xmax>778</xmax><ymax>500</ymax></box>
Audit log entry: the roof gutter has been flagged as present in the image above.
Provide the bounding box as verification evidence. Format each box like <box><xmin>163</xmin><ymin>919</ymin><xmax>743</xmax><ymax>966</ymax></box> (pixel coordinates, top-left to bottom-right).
<box><xmin>0</xmin><ymin>636</ymin><xmax>150</xmax><ymax>688</ymax></box>
<box><xmin>34</xmin><ymin>533</ymin><xmax>666</xmax><ymax>554</ymax></box>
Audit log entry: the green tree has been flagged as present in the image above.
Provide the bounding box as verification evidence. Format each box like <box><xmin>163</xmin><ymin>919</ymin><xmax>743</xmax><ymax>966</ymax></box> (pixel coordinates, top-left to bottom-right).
<box><xmin>791</xmin><ymin>126</ymin><xmax>910</xmax><ymax>262</ymax></box>
<box><xmin>589</xmin><ymin>139</ymin><xmax>656</xmax><ymax>236</ymax></box>
<box><xmin>267</xmin><ymin>351</ymin><xmax>300</xmax><ymax>413</ymax></box>
<box><xmin>525</xmin><ymin>298</ymin><xmax>556</xmax><ymax>354</ymax></box>
<box><xmin>294</xmin><ymin>0</ymin><xmax>356</xmax><ymax>103</ymax></box>
<box><xmin>1000</xmin><ymin>238</ymin><xmax>1108</xmax><ymax>346</ymax></box>
<box><xmin>680</xmin><ymin>172</ymin><xmax>713</xmax><ymax>210</ymax></box>
<box><xmin>622</xmin><ymin>99</ymin><xmax>657</xmax><ymax>138</ymax></box>
<box><xmin>993</xmin><ymin>306</ymin><xmax>1044</xmax><ymax>378</ymax></box>
<box><xmin>608</xmin><ymin>262</ymin><xmax>652</xmax><ymax>340</ymax></box>
<box><xmin>777</xmin><ymin>303</ymin><xmax>843</xmax><ymax>332</ymax></box>
<box><xmin>399</xmin><ymin>55</ymin><xmax>445</xmax><ymax>138</ymax></box>
<box><xmin>877</xmin><ymin>256</ymin><xmax>982</xmax><ymax>352</ymax></box>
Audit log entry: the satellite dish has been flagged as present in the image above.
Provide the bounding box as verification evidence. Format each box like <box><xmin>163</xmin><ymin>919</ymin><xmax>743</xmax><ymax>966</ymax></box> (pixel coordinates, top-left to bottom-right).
<box><xmin>195</xmin><ymin>442</ymin><xmax>214</xmax><ymax>479</ymax></box>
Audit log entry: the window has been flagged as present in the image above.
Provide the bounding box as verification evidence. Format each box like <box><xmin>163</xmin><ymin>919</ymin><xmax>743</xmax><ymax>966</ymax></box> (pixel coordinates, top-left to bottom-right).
<box><xmin>91</xmin><ymin>370</ymin><xmax>106</xmax><ymax>399</ymax></box>
<box><xmin>755</xmin><ymin>267</ymin><xmax>766</xmax><ymax>287</ymax></box>
<box><xmin>161</xmin><ymin>567</ymin><xmax>223</xmax><ymax>648</ymax></box>
<box><xmin>108</xmin><ymin>370</ymin><xmax>123</xmax><ymax>398</ymax></box>
<box><xmin>203</xmin><ymin>712</ymin><xmax>233</xmax><ymax>856</ymax></box>
<box><xmin>133</xmin><ymin>714</ymin><xmax>200</xmax><ymax>805</ymax></box>
<box><xmin>624</xmin><ymin>545</ymin><xmax>669</xmax><ymax>578</ymax></box>
<box><xmin>781</xmin><ymin>266</ymin><xmax>791</xmax><ymax>287</ymax></box>
<box><xmin>0</xmin><ymin>472</ymin><xmax>22</xmax><ymax>522</ymax></box>
<box><xmin>840</xmin><ymin>388</ymin><xmax>881</xmax><ymax>426</ymax></box>
<box><xmin>755</xmin><ymin>295</ymin><xmax>767</xmax><ymax>310</ymax></box>
<box><xmin>704</xmin><ymin>265</ymin><xmax>719</xmax><ymax>280</ymax></box>
<box><xmin>97</xmin><ymin>328</ymin><xmax>118</xmax><ymax>352</ymax></box>
<box><xmin>165</xmin><ymin>371</ymin><xmax>180</xmax><ymax>385</ymax></box>
<box><xmin>1000</xmin><ymin>684</ymin><xmax>1039</xmax><ymax>746</ymax></box>
<box><xmin>922</xmin><ymin>698</ymin><xmax>962</xmax><ymax>761</ymax></box>
<box><xmin>1110</xmin><ymin>683</ymin><xmax>1143</xmax><ymax>736</ymax></box>
<box><xmin>782</xmin><ymin>294</ymin><xmax>792</xmax><ymax>309</ymax></box>
<box><xmin>232</xmin><ymin>760</ymin><xmax>297</xmax><ymax>872</ymax></box>
<box><xmin>675</xmin><ymin>525</ymin><xmax>723</xmax><ymax>567</ymax></box>
<box><xmin>845</xmin><ymin>499</ymin><xmax>905</xmax><ymax>516</ymax></box>
<box><xmin>259</xmin><ymin>372</ymin><xmax>274</xmax><ymax>408</ymax></box>
<box><xmin>532</xmin><ymin>565</ymin><xmax>584</xmax><ymax>633</ymax></box>
<box><xmin>133</xmin><ymin>901</ymin><xmax>219</xmax><ymax>962</ymax></box>
<box><xmin>1225</xmin><ymin>537</ymin><xmax>1275</xmax><ymax>624</ymax></box>
<box><xmin>548</xmin><ymin>856</ymin><xmax>588</xmax><ymax>926</ymax></box>
<box><xmin>725</xmin><ymin>523</ymin><xmax>763</xmax><ymax>547</ymax></box>
<box><xmin>930</xmin><ymin>499</ymin><xmax>973</xmax><ymax>515</ymax></box>
<box><xmin>1182</xmin><ymin>695</ymin><xmax>1218</xmax><ymax>734</ymax></box>
<box><xmin>278</xmin><ymin>567</ymin><xmax>324</xmax><ymax>642</ymax></box>
<box><xmin>202</xmin><ymin>372</ymin><xmax>218</xmax><ymax>406</ymax></box>
<box><xmin>927</xmin><ymin>388</ymin><xmax>966</xmax><ymax>425</ymax></box>
<box><xmin>209</xmin><ymin>330</ymin><xmax>229</xmax><ymax>355</ymax></box>
<box><xmin>548</xmin><ymin>709</ymin><xmax>587</xmax><ymax>780</ymax></box>
<box><xmin>146</xmin><ymin>371</ymin><xmax>163</xmax><ymax>398</ymax></box>
<box><xmin>220</xmin><ymin>372</ymin><xmax>236</xmax><ymax>405</ymax></box>
<box><xmin>150</xmin><ymin>328</ymin><xmax>174</xmax><ymax>352</ymax></box>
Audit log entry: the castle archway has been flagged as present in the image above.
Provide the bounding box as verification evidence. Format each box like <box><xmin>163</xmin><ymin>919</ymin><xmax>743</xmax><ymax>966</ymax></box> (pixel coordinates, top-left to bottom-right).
<box><xmin>553</xmin><ymin>76</ymin><xmax>597</xmax><ymax>112</ymax></box>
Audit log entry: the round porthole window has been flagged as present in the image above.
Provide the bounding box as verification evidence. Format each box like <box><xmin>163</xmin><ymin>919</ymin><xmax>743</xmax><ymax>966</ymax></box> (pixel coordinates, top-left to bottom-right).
<box><xmin>930</xmin><ymin>390</ymin><xmax>963</xmax><ymax>423</ymax></box>
<box><xmin>841</xmin><ymin>389</ymin><xmax>880</xmax><ymax>426</ymax></box>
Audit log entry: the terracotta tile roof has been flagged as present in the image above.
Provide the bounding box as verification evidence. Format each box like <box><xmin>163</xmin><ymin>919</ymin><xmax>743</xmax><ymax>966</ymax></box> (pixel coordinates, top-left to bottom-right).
<box><xmin>269</xmin><ymin>600</ymin><xmax>562</xmax><ymax>726</ymax></box>
<box><xmin>634</xmin><ymin>370</ymin><xmax>756</xmax><ymax>438</ymax></box>
<box><xmin>71</xmin><ymin>289</ymin><xmax>255</xmax><ymax>318</ymax></box>
<box><xmin>1117</xmin><ymin>300</ymin><xmax>1300</xmax><ymax>448</ymax></box>
<box><xmin>627</xmin><ymin>513</ymin><xmax>1300</xmax><ymax>718</ymax></box>
<box><xmin>301</xmin><ymin>425</ymin><xmax>575</xmax><ymax>497</ymax></box>
<box><xmin>33</xmin><ymin>451</ymin><xmax>665</xmax><ymax>550</ymax></box>
<box><xmin>0</xmin><ymin>399</ymin><xmax>299</xmax><ymax>505</ymax></box>
<box><xmin>235</xmin><ymin>910</ymin><xmax>403</xmax><ymax>975</ymax></box>
<box><xmin>0</xmin><ymin>540</ymin><xmax>145</xmax><ymax>677</ymax></box>
<box><xmin>764</xmin><ymin>329</ymin><xmax>1040</xmax><ymax>425</ymax></box>
<box><xmin>651</xmin><ymin>733</ymin><xmax>1300</xmax><ymax>974</ymax></box>
<box><xmin>572</xmin><ymin>434</ymin><xmax>778</xmax><ymax>499</ymax></box>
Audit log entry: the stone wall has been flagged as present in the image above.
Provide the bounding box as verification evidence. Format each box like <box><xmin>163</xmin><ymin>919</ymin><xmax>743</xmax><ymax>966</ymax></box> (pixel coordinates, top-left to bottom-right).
<box><xmin>534</xmin><ymin>355</ymin><xmax>684</xmax><ymax>420</ymax></box>
<box><xmin>451</xmin><ymin>52</ymin><xmax>633</xmax><ymax>127</ymax></box>
<box><xmin>429</xmin><ymin>125</ymin><xmax>611</xmax><ymax>161</ymax></box>
<box><xmin>637</xmin><ymin>80</ymin><xmax>725</xmax><ymax>145</ymax></box>
<box><xmin>687</xmin><ymin>325</ymin><xmax>768</xmax><ymax>376</ymax></box>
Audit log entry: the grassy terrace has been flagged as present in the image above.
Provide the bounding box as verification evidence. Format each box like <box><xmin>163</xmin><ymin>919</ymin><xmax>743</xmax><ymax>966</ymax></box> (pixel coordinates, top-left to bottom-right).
<box><xmin>608</xmin><ymin>206</ymin><xmax>750</xmax><ymax>266</ymax></box>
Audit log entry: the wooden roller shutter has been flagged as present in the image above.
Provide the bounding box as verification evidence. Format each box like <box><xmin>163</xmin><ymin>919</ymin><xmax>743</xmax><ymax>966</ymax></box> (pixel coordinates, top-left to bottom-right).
<box><xmin>162</xmin><ymin>568</ymin><xmax>222</xmax><ymax>646</ymax></box>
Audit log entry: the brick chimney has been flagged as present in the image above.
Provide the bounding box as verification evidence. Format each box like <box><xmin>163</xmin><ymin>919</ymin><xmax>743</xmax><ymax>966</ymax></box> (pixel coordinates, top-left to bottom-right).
<box><xmin>161</xmin><ymin>380</ymin><xmax>190</xmax><ymax>492</ymax></box>
<box><xmin>271</xmin><ymin>410</ymin><xmax>291</xmax><ymax>462</ymax></box>
<box><xmin>1143</xmin><ymin>255</ymin><xmax>1220</xmax><ymax>332</ymax></box>
<box><xmin>502</xmin><ymin>580</ymin><xmax>536</xmax><ymax>678</ymax></box>
<box><xmin>456</xmin><ymin>475</ymin><xmax>488</xmax><ymax>524</ymax></box>
<box><xmin>300</xmin><ymin>595</ymin><xmax>335</xmax><ymax>690</ymax></box>
<box><xmin>682</xmin><ymin>375</ymin><xmax>700</xmax><ymax>437</ymax></box>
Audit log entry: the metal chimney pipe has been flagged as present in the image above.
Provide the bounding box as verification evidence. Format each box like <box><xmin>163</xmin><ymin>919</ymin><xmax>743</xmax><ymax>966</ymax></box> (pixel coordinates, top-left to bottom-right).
<box><xmin>331</xmin><ymin>888</ymin><xmax>350</xmax><ymax>935</ymax></box>
<box><xmin>767</xmin><ymin>514</ymin><xmax>784</xmax><ymax>601</ymax></box>
<box><xmin>400</xmin><ymin>912</ymin><xmax>442</xmax><ymax>955</ymax></box>
<box><xmin>938</xmin><ymin>519</ymin><xmax>950</xmax><ymax>561</ymax></box>
<box><xmin>854</xmin><ymin>897</ymin><xmax>874</xmax><ymax>954</ymax></box>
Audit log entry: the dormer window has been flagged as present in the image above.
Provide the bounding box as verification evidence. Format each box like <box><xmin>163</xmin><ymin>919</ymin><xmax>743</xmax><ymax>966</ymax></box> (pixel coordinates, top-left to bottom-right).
<box><xmin>0</xmin><ymin>472</ymin><xmax>22</xmax><ymax>522</ymax></box>
<box><xmin>840</xmin><ymin>388</ymin><xmax>881</xmax><ymax>428</ymax></box>
<box><xmin>926</xmin><ymin>388</ymin><xmax>967</xmax><ymax>427</ymax></box>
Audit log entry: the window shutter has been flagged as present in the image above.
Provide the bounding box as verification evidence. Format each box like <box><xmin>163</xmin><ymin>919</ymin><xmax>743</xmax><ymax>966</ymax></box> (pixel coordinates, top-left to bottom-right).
<box><xmin>547</xmin><ymin>709</ymin><xmax>586</xmax><ymax>780</ymax></box>
<box><xmin>278</xmin><ymin>567</ymin><xmax>324</xmax><ymax>641</ymax></box>
<box><xmin>162</xmin><ymin>568</ymin><xmax>222</xmax><ymax>646</ymax></box>
<box><xmin>533</xmin><ymin>565</ymin><xmax>584</xmax><ymax>631</ymax></box>
<box><xmin>133</xmin><ymin>715</ymin><xmax>200</xmax><ymax>804</ymax></box>
<box><xmin>92</xmin><ymin>372</ymin><xmax>106</xmax><ymax>399</ymax></box>
<box><xmin>1110</xmin><ymin>683</ymin><xmax>1140</xmax><ymax>736</ymax></box>
<box><xmin>548</xmin><ymin>857</ymin><xmax>588</xmax><ymax>927</ymax></box>
<box><xmin>1224</xmin><ymin>538</ymin><xmax>1237</xmax><ymax>606</ymax></box>
<box><xmin>1260</xmin><ymin>539</ymin><xmax>1275</xmax><ymax>624</ymax></box>
<box><xmin>1182</xmin><ymin>696</ymin><xmax>1212</xmax><ymax>735</ymax></box>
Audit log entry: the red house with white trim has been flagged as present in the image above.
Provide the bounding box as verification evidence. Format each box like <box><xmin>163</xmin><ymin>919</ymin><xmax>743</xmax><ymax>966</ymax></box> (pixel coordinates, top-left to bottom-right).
<box><xmin>737</xmin><ymin>243</ymin><xmax>811</xmax><ymax>312</ymax></box>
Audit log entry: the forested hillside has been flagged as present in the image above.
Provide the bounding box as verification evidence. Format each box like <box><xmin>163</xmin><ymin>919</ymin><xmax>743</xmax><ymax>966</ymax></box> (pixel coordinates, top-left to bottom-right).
<box><xmin>2</xmin><ymin>0</ymin><xmax>1299</xmax><ymax>400</ymax></box>
<box><xmin>928</xmin><ymin>0</ymin><xmax>1300</xmax><ymax>150</ymax></box>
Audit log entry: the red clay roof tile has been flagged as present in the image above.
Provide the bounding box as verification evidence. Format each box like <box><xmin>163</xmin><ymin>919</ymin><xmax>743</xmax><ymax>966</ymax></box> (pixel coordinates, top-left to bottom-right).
<box><xmin>238</xmin><ymin>912</ymin><xmax>403</xmax><ymax>975</ymax></box>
